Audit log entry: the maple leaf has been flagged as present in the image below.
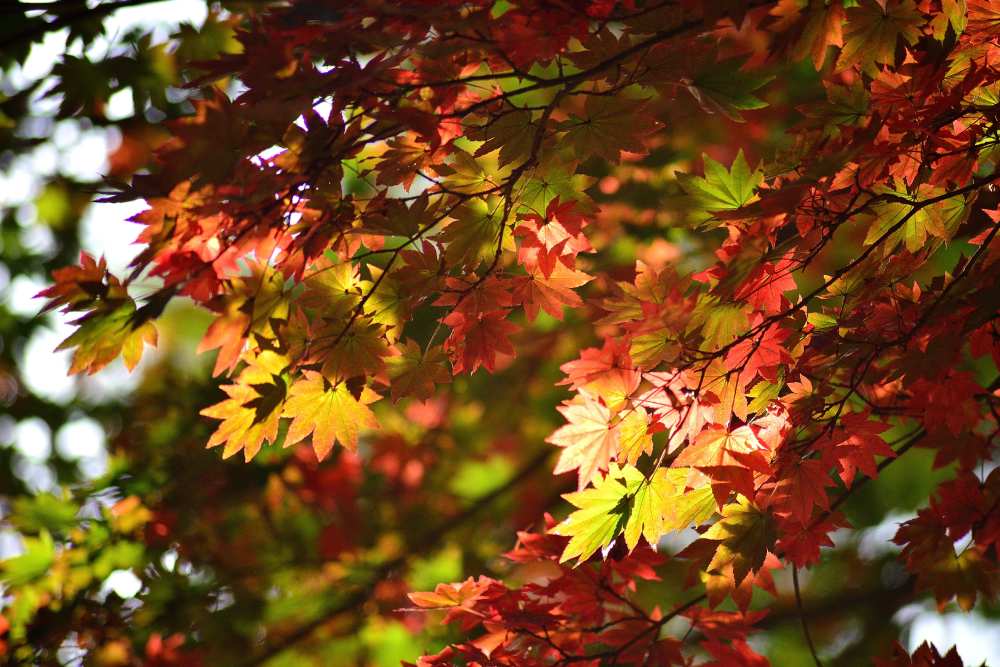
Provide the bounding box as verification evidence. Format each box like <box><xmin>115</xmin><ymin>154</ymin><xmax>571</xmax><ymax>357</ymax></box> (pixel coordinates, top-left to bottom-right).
<box><xmin>931</xmin><ymin>0</ymin><xmax>968</xmax><ymax>42</ymax></box>
<box><xmin>57</xmin><ymin>303</ymin><xmax>158</xmax><ymax>375</ymax></box>
<box><xmin>557</xmin><ymin>458</ymin><xmax>717</xmax><ymax>564</ymax></box>
<box><xmin>677</xmin><ymin>150</ymin><xmax>763</xmax><ymax>214</ymax></box>
<box><xmin>301</xmin><ymin>262</ymin><xmax>364</xmax><ymax>320</ymax></box>
<box><xmin>724</xmin><ymin>324</ymin><xmax>792</xmax><ymax>383</ymax></box>
<box><xmin>699</xmin><ymin>359</ymin><xmax>752</xmax><ymax>425</ymax></box>
<box><xmin>674</xmin><ymin>426</ymin><xmax>766</xmax><ymax>490</ymax></box>
<box><xmin>751</xmin><ymin>402</ymin><xmax>792</xmax><ymax>449</ymax></box>
<box><xmin>517</xmin><ymin>154</ymin><xmax>596</xmax><ymax>215</ymax></box>
<box><xmin>200</xmin><ymin>351</ymin><xmax>288</xmax><ymax>461</ymax></box>
<box><xmin>441</xmin><ymin>196</ymin><xmax>512</xmax><ymax>269</ymax></box>
<box><xmin>559</xmin><ymin>338</ymin><xmax>640</xmax><ymax>409</ymax></box>
<box><xmin>514</xmin><ymin>262</ymin><xmax>591</xmax><ymax>322</ymax></box>
<box><xmin>685</xmin><ymin>58</ymin><xmax>775</xmax><ymax>123</ymax></box>
<box><xmin>198</xmin><ymin>297</ymin><xmax>251</xmax><ymax>377</ymax></box>
<box><xmin>777</xmin><ymin>513</ymin><xmax>844</xmax><ymax>568</ymax></box>
<box><xmin>968</xmin><ymin>0</ymin><xmax>1000</xmax><ymax>44</ymax></box>
<box><xmin>600</xmin><ymin>260</ymin><xmax>679</xmax><ymax>325</ymax></box>
<box><xmin>282</xmin><ymin>371</ymin><xmax>380</xmax><ymax>460</ymax></box>
<box><xmin>910</xmin><ymin>373</ymin><xmax>983</xmax><ymax>437</ymax></box>
<box><xmin>629</xmin><ymin>326</ymin><xmax>681</xmax><ymax>369</ymax></box>
<box><xmin>552</xmin><ymin>469</ymin><xmax>630</xmax><ymax>565</ymax></box>
<box><xmin>197</xmin><ymin>264</ymin><xmax>289</xmax><ymax>376</ymax></box>
<box><xmin>837</xmin><ymin>0</ymin><xmax>923</xmax><ymax>75</ymax></box>
<box><xmin>771</xmin><ymin>0</ymin><xmax>846</xmax><ymax>70</ymax></box>
<box><xmin>406</xmin><ymin>576</ymin><xmax>503</xmax><ymax>627</ymax></box>
<box><xmin>703</xmin><ymin>638</ymin><xmax>770</xmax><ymax>667</ymax></box>
<box><xmin>876</xmin><ymin>641</ymin><xmax>965</xmax><ymax>667</ymax></box>
<box><xmin>552</xmin><ymin>464</ymin><xmax>671</xmax><ymax>564</ymax></box>
<box><xmin>386</xmin><ymin>340</ymin><xmax>451</xmax><ymax>402</ymax></box>
<box><xmin>733</xmin><ymin>257</ymin><xmax>797</xmax><ymax>315</ymax></box>
<box><xmin>37</xmin><ymin>252</ymin><xmax>113</xmax><ymax>313</ymax></box>
<box><xmin>660</xmin><ymin>467</ymin><xmax>717</xmax><ymax>532</ymax></box>
<box><xmin>364</xmin><ymin>194</ymin><xmax>439</xmax><ymax>237</ymax></box>
<box><xmin>616</xmin><ymin>407</ymin><xmax>653</xmax><ymax>466</ymax></box>
<box><xmin>408</xmin><ymin>577</ymin><xmax>493</xmax><ymax>610</ymax></box>
<box><xmin>862</xmin><ymin>189</ymin><xmax>968</xmax><ymax>255</ymax></box>
<box><xmin>470</xmin><ymin>109</ymin><xmax>536</xmax><ymax>168</ymax></box>
<box><xmin>688</xmin><ymin>297</ymin><xmax>750</xmax><ymax>351</ymax></box>
<box><xmin>435</xmin><ymin>147</ymin><xmax>512</xmax><ymax>195</ymax></box>
<box><xmin>823</xmin><ymin>412</ymin><xmax>894</xmax><ymax>486</ymax></box>
<box><xmin>549</xmin><ymin>392</ymin><xmax>620</xmax><ymax>491</ymax></box>
<box><xmin>441</xmin><ymin>308</ymin><xmax>518</xmax><ymax>374</ymax></box>
<box><xmin>622</xmin><ymin>467</ymin><xmax>672</xmax><ymax>553</ymax></box>
<box><xmin>560</xmin><ymin>95</ymin><xmax>660</xmax><ymax>161</ymax></box>
<box><xmin>769</xmin><ymin>456</ymin><xmax>834</xmax><ymax>524</ymax></box>
<box><xmin>697</xmin><ymin>496</ymin><xmax>776</xmax><ymax>587</ymax></box>
<box><xmin>37</xmin><ymin>252</ymin><xmax>158</xmax><ymax>375</ymax></box>
<box><xmin>634</xmin><ymin>371</ymin><xmax>716</xmax><ymax>451</ymax></box>
<box><xmin>361</xmin><ymin>267</ymin><xmax>407</xmax><ymax>340</ymax></box>
<box><xmin>312</xmin><ymin>318</ymin><xmax>391</xmax><ymax>381</ymax></box>
<box><xmin>894</xmin><ymin>507</ymin><xmax>995</xmax><ymax>611</ymax></box>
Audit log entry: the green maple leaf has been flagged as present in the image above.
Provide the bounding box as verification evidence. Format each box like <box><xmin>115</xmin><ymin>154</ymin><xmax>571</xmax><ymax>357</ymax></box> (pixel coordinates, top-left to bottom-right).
<box><xmin>621</xmin><ymin>466</ymin><xmax>671</xmax><ymax>552</ymax></box>
<box><xmin>863</xmin><ymin>199</ymin><xmax>929</xmax><ymax>254</ymax></box>
<box><xmin>629</xmin><ymin>328</ymin><xmax>680</xmax><ymax>369</ymax></box>
<box><xmin>676</xmin><ymin>150</ymin><xmax>763</xmax><ymax>215</ymax></box>
<box><xmin>837</xmin><ymin>0</ymin><xmax>923</xmax><ymax>75</ymax></box>
<box><xmin>688</xmin><ymin>296</ymin><xmax>750</xmax><ymax>350</ymax></box>
<box><xmin>686</xmin><ymin>58</ymin><xmax>774</xmax><ymax>122</ymax></box>
<box><xmin>361</xmin><ymin>267</ymin><xmax>406</xmax><ymax>340</ymax></box>
<box><xmin>470</xmin><ymin>109</ymin><xmax>536</xmax><ymax>168</ymax></box>
<box><xmin>863</xmin><ymin>188</ymin><xmax>968</xmax><ymax>254</ymax></box>
<box><xmin>703</xmin><ymin>495</ymin><xmax>776</xmax><ymax>586</ymax></box>
<box><xmin>1</xmin><ymin>530</ymin><xmax>54</xmax><ymax>587</ymax></box>
<box><xmin>441</xmin><ymin>196</ymin><xmax>511</xmax><ymax>269</ymax></box>
<box><xmin>930</xmin><ymin>0</ymin><xmax>967</xmax><ymax>40</ymax></box>
<box><xmin>302</xmin><ymin>262</ymin><xmax>363</xmax><ymax>320</ymax></box>
<box><xmin>661</xmin><ymin>468</ymin><xmax>717</xmax><ymax>531</ymax></box>
<box><xmin>553</xmin><ymin>466</ymin><xmax>631</xmax><ymax>565</ymax></box>
<box><xmin>437</xmin><ymin>147</ymin><xmax>511</xmax><ymax>194</ymax></box>
<box><xmin>554</xmin><ymin>464</ymin><xmax>718</xmax><ymax>564</ymax></box>
<box><xmin>517</xmin><ymin>154</ymin><xmax>594</xmax><ymax>216</ymax></box>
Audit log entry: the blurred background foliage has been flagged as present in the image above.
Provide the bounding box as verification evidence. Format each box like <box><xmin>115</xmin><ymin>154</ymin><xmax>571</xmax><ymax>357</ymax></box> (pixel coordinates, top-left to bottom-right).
<box><xmin>0</xmin><ymin>1</ymin><xmax>997</xmax><ymax>665</ymax></box>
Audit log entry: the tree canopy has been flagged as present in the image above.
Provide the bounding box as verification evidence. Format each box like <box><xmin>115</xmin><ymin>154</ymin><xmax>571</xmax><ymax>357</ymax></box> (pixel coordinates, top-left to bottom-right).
<box><xmin>4</xmin><ymin>0</ymin><xmax>1000</xmax><ymax>665</ymax></box>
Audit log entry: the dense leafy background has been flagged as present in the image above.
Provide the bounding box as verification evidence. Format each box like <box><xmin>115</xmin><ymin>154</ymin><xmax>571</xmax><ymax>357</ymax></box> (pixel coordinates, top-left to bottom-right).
<box><xmin>2</xmin><ymin>1</ymin><xmax>1000</xmax><ymax>666</ymax></box>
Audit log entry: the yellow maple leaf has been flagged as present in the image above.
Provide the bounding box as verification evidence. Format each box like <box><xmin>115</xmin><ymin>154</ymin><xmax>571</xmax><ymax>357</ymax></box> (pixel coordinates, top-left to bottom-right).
<box><xmin>282</xmin><ymin>370</ymin><xmax>380</xmax><ymax>459</ymax></box>
<box><xmin>200</xmin><ymin>351</ymin><xmax>288</xmax><ymax>461</ymax></box>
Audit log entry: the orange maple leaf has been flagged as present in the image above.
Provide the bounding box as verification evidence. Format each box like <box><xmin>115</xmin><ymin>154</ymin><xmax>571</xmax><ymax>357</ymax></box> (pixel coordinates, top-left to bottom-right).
<box><xmin>673</xmin><ymin>425</ymin><xmax>766</xmax><ymax>488</ymax></box>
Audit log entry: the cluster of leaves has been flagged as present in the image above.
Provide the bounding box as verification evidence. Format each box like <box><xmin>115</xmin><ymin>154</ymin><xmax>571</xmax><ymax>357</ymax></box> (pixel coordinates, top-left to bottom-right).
<box><xmin>6</xmin><ymin>0</ymin><xmax>1000</xmax><ymax>664</ymax></box>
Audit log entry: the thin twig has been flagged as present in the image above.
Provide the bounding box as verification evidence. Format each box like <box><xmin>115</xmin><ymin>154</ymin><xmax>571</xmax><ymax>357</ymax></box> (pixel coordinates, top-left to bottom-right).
<box><xmin>793</xmin><ymin>566</ymin><xmax>824</xmax><ymax>667</ymax></box>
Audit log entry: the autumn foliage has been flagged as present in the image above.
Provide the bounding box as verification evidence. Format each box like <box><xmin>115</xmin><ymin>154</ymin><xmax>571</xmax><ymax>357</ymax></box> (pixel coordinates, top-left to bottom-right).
<box><xmin>7</xmin><ymin>0</ymin><xmax>1000</xmax><ymax>664</ymax></box>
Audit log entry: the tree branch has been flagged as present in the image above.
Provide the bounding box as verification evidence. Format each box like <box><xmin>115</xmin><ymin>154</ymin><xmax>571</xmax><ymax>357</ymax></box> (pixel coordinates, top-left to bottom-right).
<box><xmin>793</xmin><ymin>566</ymin><xmax>825</xmax><ymax>667</ymax></box>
